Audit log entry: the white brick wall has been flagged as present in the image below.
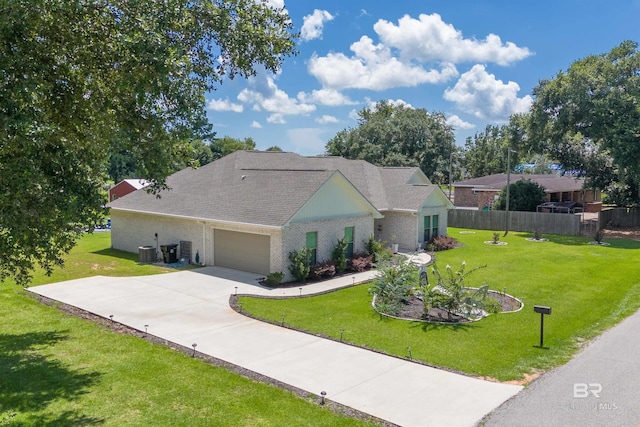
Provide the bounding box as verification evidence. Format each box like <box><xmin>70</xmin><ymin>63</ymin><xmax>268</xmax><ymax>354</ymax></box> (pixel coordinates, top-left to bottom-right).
<box><xmin>374</xmin><ymin>211</ymin><xmax>418</xmax><ymax>251</ymax></box>
<box><xmin>280</xmin><ymin>215</ymin><xmax>374</xmax><ymax>282</ymax></box>
<box><xmin>111</xmin><ymin>210</ymin><xmax>204</xmax><ymax>263</ymax></box>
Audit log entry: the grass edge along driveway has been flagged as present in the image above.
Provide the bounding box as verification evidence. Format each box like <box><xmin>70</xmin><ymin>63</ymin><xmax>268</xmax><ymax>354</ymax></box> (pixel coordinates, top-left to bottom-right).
<box><xmin>239</xmin><ymin>228</ymin><xmax>640</xmax><ymax>382</ymax></box>
<box><xmin>0</xmin><ymin>233</ymin><xmax>376</xmax><ymax>426</ymax></box>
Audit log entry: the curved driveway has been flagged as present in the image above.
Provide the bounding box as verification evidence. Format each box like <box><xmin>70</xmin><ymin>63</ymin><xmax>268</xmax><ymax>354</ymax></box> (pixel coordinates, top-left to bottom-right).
<box><xmin>30</xmin><ymin>267</ymin><xmax>521</xmax><ymax>427</ymax></box>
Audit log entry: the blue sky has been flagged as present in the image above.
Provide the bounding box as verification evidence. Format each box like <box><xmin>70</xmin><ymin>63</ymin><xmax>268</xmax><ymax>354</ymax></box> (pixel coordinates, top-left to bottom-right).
<box><xmin>206</xmin><ymin>0</ymin><xmax>640</xmax><ymax>155</ymax></box>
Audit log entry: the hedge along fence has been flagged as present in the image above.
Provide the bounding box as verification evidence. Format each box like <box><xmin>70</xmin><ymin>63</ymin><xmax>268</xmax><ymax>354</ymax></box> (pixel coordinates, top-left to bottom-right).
<box><xmin>448</xmin><ymin>209</ymin><xmax>581</xmax><ymax>235</ymax></box>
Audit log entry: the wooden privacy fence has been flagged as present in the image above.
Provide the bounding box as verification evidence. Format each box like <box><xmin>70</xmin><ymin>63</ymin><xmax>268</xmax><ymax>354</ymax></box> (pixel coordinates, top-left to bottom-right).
<box><xmin>600</xmin><ymin>207</ymin><xmax>640</xmax><ymax>228</ymax></box>
<box><xmin>448</xmin><ymin>209</ymin><xmax>582</xmax><ymax>235</ymax></box>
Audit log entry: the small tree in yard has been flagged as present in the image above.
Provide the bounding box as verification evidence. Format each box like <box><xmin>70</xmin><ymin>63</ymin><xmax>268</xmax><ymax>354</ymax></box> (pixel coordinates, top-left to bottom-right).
<box><xmin>421</xmin><ymin>262</ymin><xmax>498</xmax><ymax>320</ymax></box>
<box><xmin>332</xmin><ymin>238</ymin><xmax>348</xmax><ymax>274</ymax></box>
<box><xmin>288</xmin><ymin>248</ymin><xmax>312</xmax><ymax>283</ymax></box>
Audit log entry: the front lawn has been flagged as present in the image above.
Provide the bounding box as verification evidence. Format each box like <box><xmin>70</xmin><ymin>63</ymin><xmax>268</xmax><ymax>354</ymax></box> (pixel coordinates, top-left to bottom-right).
<box><xmin>0</xmin><ymin>233</ymin><xmax>373</xmax><ymax>426</ymax></box>
<box><xmin>238</xmin><ymin>228</ymin><xmax>640</xmax><ymax>381</ymax></box>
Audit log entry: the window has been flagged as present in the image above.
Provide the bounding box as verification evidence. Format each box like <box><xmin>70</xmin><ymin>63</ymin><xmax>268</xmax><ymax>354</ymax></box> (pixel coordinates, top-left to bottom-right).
<box><xmin>306</xmin><ymin>232</ymin><xmax>317</xmax><ymax>265</ymax></box>
<box><xmin>344</xmin><ymin>226</ymin><xmax>354</xmax><ymax>258</ymax></box>
<box><xmin>423</xmin><ymin>215</ymin><xmax>439</xmax><ymax>242</ymax></box>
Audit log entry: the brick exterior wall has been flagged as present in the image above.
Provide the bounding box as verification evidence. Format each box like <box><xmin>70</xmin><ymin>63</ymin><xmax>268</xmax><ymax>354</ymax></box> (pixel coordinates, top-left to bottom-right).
<box><xmin>112</xmin><ymin>210</ymin><xmax>375</xmax><ymax>282</ymax></box>
<box><xmin>453</xmin><ymin>187</ymin><xmax>476</xmax><ymax>207</ymax></box>
<box><xmin>281</xmin><ymin>215</ymin><xmax>374</xmax><ymax>282</ymax></box>
<box><xmin>374</xmin><ymin>211</ymin><xmax>417</xmax><ymax>251</ymax></box>
<box><xmin>111</xmin><ymin>210</ymin><xmax>204</xmax><ymax>263</ymax></box>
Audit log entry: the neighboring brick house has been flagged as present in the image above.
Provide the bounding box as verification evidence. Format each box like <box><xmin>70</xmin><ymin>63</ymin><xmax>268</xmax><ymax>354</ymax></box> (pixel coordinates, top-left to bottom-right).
<box><xmin>452</xmin><ymin>173</ymin><xmax>601</xmax><ymax>211</ymax></box>
<box><xmin>109</xmin><ymin>151</ymin><xmax>453</xmax><ymax>281</ymax></box>
<box><xmin>109</xmin><ymin>179</ymin><xmax>150</xmax><ymax>202</ymax></box>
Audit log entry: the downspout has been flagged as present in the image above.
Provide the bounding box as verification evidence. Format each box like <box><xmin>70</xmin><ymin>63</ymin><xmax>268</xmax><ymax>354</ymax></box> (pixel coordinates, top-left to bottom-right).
<box><xmin>200</xmin><ymin>221</ymin><xmax>206</xmax><ymax>266</ymax></box>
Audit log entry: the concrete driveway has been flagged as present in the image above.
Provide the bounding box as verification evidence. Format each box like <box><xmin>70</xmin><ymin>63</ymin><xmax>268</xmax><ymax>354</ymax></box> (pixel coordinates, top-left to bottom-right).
<box><xmin>30</xmin><ymin>267</ymin><xmax>521</xmax><ymax>427</ymax></box>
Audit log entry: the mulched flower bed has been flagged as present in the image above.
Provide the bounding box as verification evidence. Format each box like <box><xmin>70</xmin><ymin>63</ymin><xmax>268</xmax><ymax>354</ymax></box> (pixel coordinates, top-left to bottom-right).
<box><xmin>391</xmin><ymin>291</ymin><xmax>522</xmax><ymax>323</ymax></box>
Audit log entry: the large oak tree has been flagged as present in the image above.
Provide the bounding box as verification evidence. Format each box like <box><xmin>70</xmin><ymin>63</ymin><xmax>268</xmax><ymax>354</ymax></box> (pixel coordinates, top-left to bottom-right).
<box><xmin>529</xmin><ymin>41</ymin><xmax>640</xmax><ymax>204</ymax></box>
<box><xmin>0</xmin><ymin>0</ymin><xmax>297</xmax><ymax>284</ymax></box>
<box><xmin>325</xmin><ymin>101</ymin><xmax>457</xmax><ymax>184</ymax></box>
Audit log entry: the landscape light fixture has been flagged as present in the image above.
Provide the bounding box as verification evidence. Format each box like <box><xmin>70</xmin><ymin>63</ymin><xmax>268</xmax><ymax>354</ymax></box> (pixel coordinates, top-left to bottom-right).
<box><xmin>407</xmin><ymin>346</ymin><xmax>412</xmax><ymax>360</ymax></box>
<box><xmin>340</xmin><ymin>328</ymin><xmax>344</xmax><ymax>342</ymax></box>
<box><xmin>109</xmin><ymin>314</ymin><xmax>113</xmax><ymax>322</ymax></box>
<box><xmin>144</xmin><ymin>324</ymin><xmax>149</xmax><ymax>334</ymax></box>
<box><xmin>235</xmin><ymin>286</ymin><xmax>238</xmax><ymax>295</ymax></box>
<box><xmin>192</xmin><ymin>343</ymin><xmax>197</xmax><ymax>357</ymax></box>
<box><xmin>320</xmin><ymin>391</ymin><xmax>326</xmax><ymax>405</ymax></box>
<box><xmin>299</xmin><ymin>287</ymin><xmax>302</xmax><ymax>296</ymax></box>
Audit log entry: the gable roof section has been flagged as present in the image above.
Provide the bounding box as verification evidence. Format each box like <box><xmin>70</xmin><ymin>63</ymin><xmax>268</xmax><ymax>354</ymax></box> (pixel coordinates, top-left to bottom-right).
<box><xmin>110</xmin><ymin>157</ymin><xmax>341</xmax><ymax>227</ymax></box>
<box><xmin>453</xmin><ymin>173</ymin><xmax>586</xmax><ymax>193</ymax></box>
<box><xmin>109</xmin><ymin>151</ymin><xmax>448</xmax><ymax>226</ymax></box>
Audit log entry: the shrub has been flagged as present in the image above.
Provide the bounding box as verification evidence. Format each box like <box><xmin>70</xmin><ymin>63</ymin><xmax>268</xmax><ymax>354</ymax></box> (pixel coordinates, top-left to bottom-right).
<box><xmin>426</xmin><ymin>235</ymin><xmax>460</xmax><ymax>252</ymax></box>
<box><xmin>492</xmin><ymin>232</ymin><xmax>501</xmax><ymax>244</ymax></box>
<box><xmin>332</xmin><ymin>238</ymin><xmax>348</xmax><ymax>273</ymax></box>
<box><xmin>533</xmin><ymin>228</ymin><xmax>543</xmax><ymax>240</ymax></box>
<box><xmin>369</xmin><ymin>262</ymin><xmax>418</xmax><ymax>316</ymax></box>
<box><xmin>594</xmin><ymin>229</ymin><xmax>604</xmax><ymax>243</ymax></box>
<box><xmin>421</xmin><ymin>262</ymin><xmax>489</xmax><ymax>320</ymax></box>
<box><xmin>288</xmin><ymin>248</ymin><xmax>311</xmax><ymax>283</ymax></box>
<box><xmin>365</xmin><ymin>234</ymin><xmax>385</xmax><ymax>262</ymax></box>
<box><xmin>350</xmin><ymin>253</ymin><xmax>373</xmax><ymax>272</ymax></box>
<box><xmin>310</xmin><ymin>260</ymin><xmax>336</xmax><ymax>280</ymax></box>
<box><xmin>265</xmin><ymin>272</ymin><xmax>284</xmax><ymax>287</ymax></box>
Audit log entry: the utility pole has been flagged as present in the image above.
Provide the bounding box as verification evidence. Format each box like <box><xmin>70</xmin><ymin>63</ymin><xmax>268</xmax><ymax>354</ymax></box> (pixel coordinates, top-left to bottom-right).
<box><xmin>504</xmin><ymin>147</ymin><xmax>511</xmax><ymax>236</ymax></box>
<box><xmin>448</xmin><ymin>151</ymin><xmax>454</xmax><ymax>201</ymax></box>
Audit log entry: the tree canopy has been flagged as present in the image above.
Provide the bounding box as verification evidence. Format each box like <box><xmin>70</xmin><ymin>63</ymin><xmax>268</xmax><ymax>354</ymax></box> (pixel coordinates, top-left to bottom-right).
<box><xmin>493</xmin><ymin>179</ymin><xmax>547</xmax><ymax>212</ymax></box>
<box><xmin>529</xmin><ymin>40</ymin><xmax>640</xmax><ymax>205</ymax></box>
<box><xmin>0</xmin><ymin>0</ymin><xmax>297</xmax><ymax>284</ymax></box>
<box><xmin>325</xmin><ymin>101</ymin><xmax>456</xmax><ymax>184</ymax></box>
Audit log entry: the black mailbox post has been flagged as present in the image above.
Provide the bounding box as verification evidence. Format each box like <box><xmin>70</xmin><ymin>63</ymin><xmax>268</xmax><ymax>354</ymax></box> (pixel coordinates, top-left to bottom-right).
<box><xmin>534</xmin><ymin>305</ymin><xmax>552</xmax><ymax>347</ymax></box>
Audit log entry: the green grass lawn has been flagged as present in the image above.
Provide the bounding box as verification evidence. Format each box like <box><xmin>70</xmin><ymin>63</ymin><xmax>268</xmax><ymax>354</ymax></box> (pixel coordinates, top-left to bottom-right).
<box><xmin>239</xmin><ymin>228</ymin><xmax>640</xmax><ymax>382</ymax></box>
<box><xmin>1</xmin><ymin>233</ymin><xmax>373</xmax><ymax>426</ymax></box>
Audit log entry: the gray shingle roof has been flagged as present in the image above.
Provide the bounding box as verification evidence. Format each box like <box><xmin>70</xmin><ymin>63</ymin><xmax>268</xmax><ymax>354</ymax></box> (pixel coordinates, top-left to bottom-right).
<box><xmin>109</xmin><ymin>151</ymin><xmax>444</xmax><ymax>226</ymax></box>
<box><xmin>453</xmin><ymin>173</ymin><xmax>585</xmax><ymax>193</ymax></box>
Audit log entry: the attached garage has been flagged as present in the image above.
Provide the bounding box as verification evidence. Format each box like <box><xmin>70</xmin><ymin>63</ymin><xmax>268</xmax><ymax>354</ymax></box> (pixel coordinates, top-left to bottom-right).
<box><xmin>213</xmin><ymin>229</ymin><xmax>270</xmax><ymax>275</ymax></box>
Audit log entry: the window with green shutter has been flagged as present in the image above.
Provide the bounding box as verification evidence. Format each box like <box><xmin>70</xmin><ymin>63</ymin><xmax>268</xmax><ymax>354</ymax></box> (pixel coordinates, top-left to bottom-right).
<box><xmin>306</xmin><ymin>232</ymin><xmax>317</xmax><ymax>265</ymax></box>
<box><xmin>344</xmin><ymin>226</ymin><xmax>354</xmax><ymax>258</ymax></box>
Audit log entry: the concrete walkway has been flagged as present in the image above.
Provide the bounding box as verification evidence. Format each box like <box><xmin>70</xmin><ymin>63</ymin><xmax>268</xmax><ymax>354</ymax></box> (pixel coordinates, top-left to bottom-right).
<box><xmin>30</xmin><ymin>267</ymin><xmax>521</xmax><ymax>427</ymax></box>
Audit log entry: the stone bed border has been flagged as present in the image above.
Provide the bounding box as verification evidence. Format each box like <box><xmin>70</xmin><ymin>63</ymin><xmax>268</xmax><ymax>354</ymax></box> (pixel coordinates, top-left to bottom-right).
<box><xmin>371</xmin><ymin>289</ymin><xmax>523</xmax><ymax>325</ymax></box>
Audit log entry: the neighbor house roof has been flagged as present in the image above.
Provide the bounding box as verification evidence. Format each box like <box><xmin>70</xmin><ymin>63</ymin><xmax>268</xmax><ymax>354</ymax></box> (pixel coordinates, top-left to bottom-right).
<box><xmin>453</xmin><ymin>173</ymin><xmax>586</xmax><ymax>193</ymax></box>
<box><xmin>109</xmin><ymin>151</ymin><xmax>448</xmax><ymax>226</ymax></box>
<box><xmin>122</xmin><ymin>179</ymin><xmax>151</xmax><ymax>190</ymax></box>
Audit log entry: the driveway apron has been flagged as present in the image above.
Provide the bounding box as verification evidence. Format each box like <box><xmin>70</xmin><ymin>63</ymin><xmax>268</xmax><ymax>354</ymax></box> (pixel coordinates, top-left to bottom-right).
<box><xmin>30</xmin><ymin>267</ymin><xmax>521</xmax><ymax>427</ymax></box>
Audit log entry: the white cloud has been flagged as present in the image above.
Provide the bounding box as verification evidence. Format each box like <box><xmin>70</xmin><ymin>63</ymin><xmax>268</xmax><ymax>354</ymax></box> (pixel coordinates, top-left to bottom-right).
<box><xmin>443</xmin><ymin>64</ymin><xmax>533</xmax><ymax>121</ymax></box>
<box><xmin>238</xmin><ymin>72</ymin><xmax>316</xmax><ymax>116</ymax></box>
<box><xmin>301</xmin><ymin>9</ymin><xmax>334</xmax><ymax>42</ymax></box>
<box><xmin>348</xmin><ymin>109</ymin><xmax>360</xmax><ymax>121</ymax></box>
<box><xmin>308</xmin><ymin>36</ymin><xmax>458</xmax><ymax>90</ymax></box>
<box><xmin>297</xmin><ymin>88</ymin><xmax>357</xmax><ymax>106</ymax></box>
<box><xmin>267</xmin><ymin>113</ymin><xmax>286</xmax><ymax>124</ymax></box>
<box><xmin>207</xmin><ymin>97</ymin><xmax>243</xmax><ymax>113</ymax></box>
<box><xmin>250</xmin><ymin>120</ymin><xmax>262</xmax><ymax>129</ymax></box>
<box><xmin>364</xmin><ymin>97</ymin><xmax>413</xmax><ymax>110</ymax></box>
<box><xmin>315</xmin><ymin>115</ymin><xmax>339</xmax><ymax>124</ymax></box>
<box><xmin>446</xmin><ymin>114</ymin><xmax>475</xmax><ymax>130</ymax></box>
<box><xmin>287</xmin><ymin>128</ymin><xmax>327</xmax><ymax>155</ymax></box>
<box><xmin>374</xmin><ymin>13</ymin><xmax>533</xmax><ymax>66</ymax></box>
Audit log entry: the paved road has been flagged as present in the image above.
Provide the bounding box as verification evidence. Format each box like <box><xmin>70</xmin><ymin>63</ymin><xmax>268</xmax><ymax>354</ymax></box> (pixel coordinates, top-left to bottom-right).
<box><xmin>480</xmin><ymin>308</ymin><xmax>640</xmax><ymax>427</ymax></box>
<box><xmin>30</xmin><ymin>267</ymin><xmax>521</xmax><ymax>427</ymax></box>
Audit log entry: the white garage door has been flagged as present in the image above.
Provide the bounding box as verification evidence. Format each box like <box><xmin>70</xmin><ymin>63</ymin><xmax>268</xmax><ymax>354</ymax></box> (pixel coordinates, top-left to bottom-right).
<box><xmin>213</xmin><ymin>229</ymin><xmax>270</xmax><ymax>275</ymax></box>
